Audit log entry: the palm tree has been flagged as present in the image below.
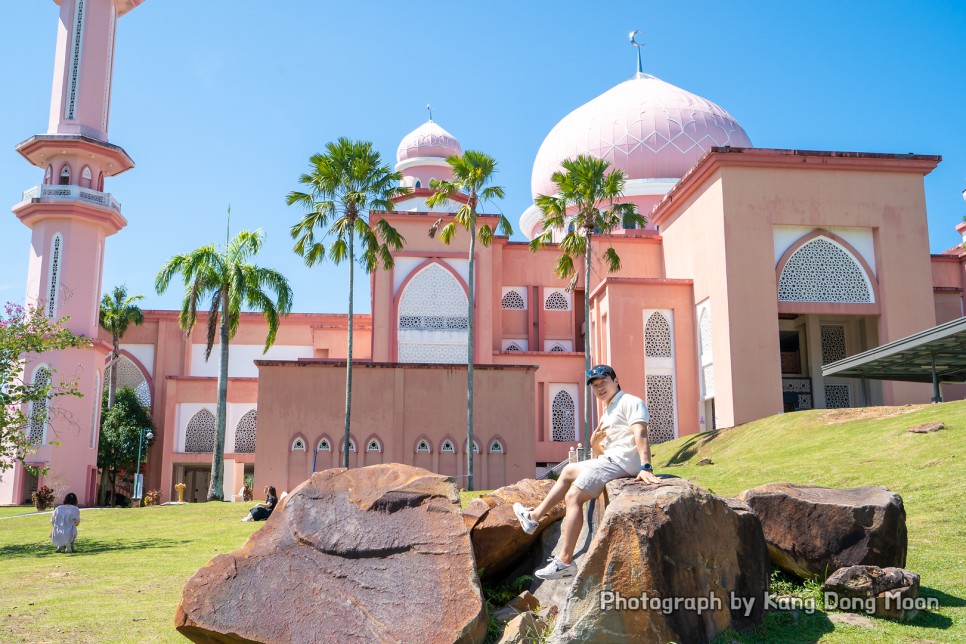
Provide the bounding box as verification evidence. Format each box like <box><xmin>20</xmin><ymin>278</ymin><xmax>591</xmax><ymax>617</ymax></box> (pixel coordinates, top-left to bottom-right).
<box><xmin>426</xmin><ymin>150</ymin><xmax>512</xmax><ymax>491</ymax></box>
<box><xmin>288</xmin><ymin>137</ymin><xmax>409</xmax><ymax>468</ymax></box>
<box><xmin>528</xmin><ymin>155</ymin><xmax>646</xmax><ymax>453</ymax></box>
<box><xmin>155</xmin><ymin>228</ymin><xmax>293</xmax><ymax>501</ymax></box>
<box><xmin>99</xmin><ymin>285</ymin><xmax>144</xmax><ymax>409</ymax></box>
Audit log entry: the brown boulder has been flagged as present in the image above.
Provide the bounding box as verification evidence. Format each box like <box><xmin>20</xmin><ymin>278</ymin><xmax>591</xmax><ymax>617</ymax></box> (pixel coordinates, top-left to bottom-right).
<box><xmin>723</xmin><ymin>498</ymin><xmax>772</xmax><ymax>630</ymax></box>
<box><xmin>738</xmin><ymin>483</ymin><xmax>907</xmax><ymax>580</ymax></box>
<box><xmin>822</xmin><ymin>565</ymin><xmax>922</xmax><ymax>621</ymax></box>
<box><xmin>497</xmin><ymin>611</ymin><xmax>548</xmax><ymax>644</ymax></box>
<box><xmin>908</xmin><ymin>421</ymin><xmax>944</xmax><ymax>433</ymax></box>
<box><xmin>464</xmin><ymin>479</ymin><xmax>564</xmax><ymax>581</ymax></box>
<box><xmin>550</xmin><ymin>478</ymin><xmax>769</xmax><ymax>643</ymax></box>
<box><xmin>175</xmin><ymin>464</ymin><xmax>487</xmax><ymax>643</ymax></box>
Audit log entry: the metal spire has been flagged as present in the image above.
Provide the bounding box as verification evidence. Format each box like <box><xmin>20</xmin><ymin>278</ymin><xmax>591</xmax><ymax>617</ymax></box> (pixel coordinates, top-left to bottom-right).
<box><xmin>426</xmin><ymin>103</ymin><xmax>433</xmax><ymax>122</ymax></box>
<box><xmin>629</xmin><ymin>30</ymin><xmax>645</xmax><ymax>78</ymax></box>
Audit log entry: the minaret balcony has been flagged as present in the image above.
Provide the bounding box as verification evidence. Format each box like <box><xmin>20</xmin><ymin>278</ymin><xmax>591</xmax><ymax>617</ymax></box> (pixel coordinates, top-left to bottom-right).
<box><xmin>19</xmin><ymin>184</ymin><xmax>122</xmax><ymax>213</ymax></box>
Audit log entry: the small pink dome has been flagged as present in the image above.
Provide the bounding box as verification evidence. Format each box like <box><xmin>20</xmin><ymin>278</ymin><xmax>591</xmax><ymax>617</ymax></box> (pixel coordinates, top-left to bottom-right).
<box><xmin>531</xmin><ymin>74</ymin><xmax>752</xmax><ymax>198</ymax></box>
<box><xmin>396</xmin><ymin>120</ymin><xmax>463</xmax><ymax>163</ymax></box>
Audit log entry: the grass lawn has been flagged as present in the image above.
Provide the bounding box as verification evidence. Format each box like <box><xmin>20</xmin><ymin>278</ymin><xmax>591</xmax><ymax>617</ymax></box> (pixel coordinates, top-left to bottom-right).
<box><xmin>0</xmin><ymin>401</ymin><xmax>963</xmax><ymax>642</ymax></box>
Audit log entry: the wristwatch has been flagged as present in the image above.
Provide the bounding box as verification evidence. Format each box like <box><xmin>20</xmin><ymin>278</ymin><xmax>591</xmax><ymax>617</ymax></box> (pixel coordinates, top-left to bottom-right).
<box><xmin>640</xmin><ymin>463</ymin><xmax>653</xmax><ymax>472</ymax></box>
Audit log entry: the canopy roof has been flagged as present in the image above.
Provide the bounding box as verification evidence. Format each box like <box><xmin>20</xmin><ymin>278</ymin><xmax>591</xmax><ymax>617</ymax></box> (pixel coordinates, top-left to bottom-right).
<box><xmin>822</xmin><ymin>317</ymin><xmax>966</xmax><ymax>383</ymax></box>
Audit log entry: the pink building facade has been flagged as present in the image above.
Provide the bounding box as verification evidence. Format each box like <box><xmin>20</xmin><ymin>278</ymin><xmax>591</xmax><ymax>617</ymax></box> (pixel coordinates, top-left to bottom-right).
<box><xmin>4</xmin><ymin>2</ymin><xmax>966</xmax><ymax>504</ymax></box>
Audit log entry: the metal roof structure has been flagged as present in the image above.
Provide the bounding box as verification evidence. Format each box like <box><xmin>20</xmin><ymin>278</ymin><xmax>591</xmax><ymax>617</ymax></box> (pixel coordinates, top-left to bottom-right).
<box><xmin>822</xmin><ymin>316</ymin><xmax>966</xmax><ymax>401</ymax></box>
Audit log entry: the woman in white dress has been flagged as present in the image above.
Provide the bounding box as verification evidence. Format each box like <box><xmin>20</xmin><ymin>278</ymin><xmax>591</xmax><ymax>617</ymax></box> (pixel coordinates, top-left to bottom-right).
<box><xmin>50</xmin><ymin>492</ymin><xmax>81</xmax><ymax>553</ymax></box>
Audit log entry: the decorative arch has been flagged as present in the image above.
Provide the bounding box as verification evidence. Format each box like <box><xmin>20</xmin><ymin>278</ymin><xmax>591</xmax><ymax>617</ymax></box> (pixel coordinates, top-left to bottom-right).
<box><xmin>47</xmin><ymin>233</ymin><xmax>64</xmax><ymax>318</ymax></box>
<box><xmin>644</xmin><ymin>312</ymin><xmax>673</xmax><ymax>358</ymax></box>
<box><xmin>396</xmin><ymin>260</ymin><xmax>469</xmax><ymax>364</ymax></box>
<box><xmin>463</xmin><ymin>438</ymin><xmax>480</xmax><ymax>454</ymax></box>
<box><xmin>80</xmin><ymin>165</ymin><xmax>93</xmax><ymax>187</ymax></box>
<box><xmin>44</xmin><ymin>165</ymin><xmax>53</xmax><ymax>184</ymax></box>
<box><xmin>315</xmin><ymin>436</ymin><xmax>332</xmax><ymax>452</ymax></box>
<box><xmin>414</xmin><ymin>436</ymin><xmax>432</xmax><ymax>454</ymax></box>
<box><xmin>505</xmin><ymin>342</ymin><xmax>523</xmax><ymax>352</ymax></box>
<box><xmin>544</xmin><ymin>289</ymin><xmax>571</xmax><ymax>311</ymax></box>
<box><xmin>290</xmin><ymin>435</ymin><xmax>307</xmax><ymax>452</ymax></box>
<box><xmin>233</xmin><ymin>409</ymin><xmax>257</xmax><ymax>453</ymax></box>
<box><xmin>339</xmin><ymin>437</ymin><xmax>358</xmax><ymax>453</ymax></box>
<box><xmin>501</xmin><ymin>288</ymin><xmax>526</xmax><ymax>310</ymax></box>
<box><xmin>28</xmin><ymin>364</ymin><xmax>52</xmax><ymax>445</ymax></box>
<box><xmin>414</xmin><ymin>179</ymin><xmax>421</xmax><ymax>189</ymax></box>
<box><xmin>440</xmin><ymin>437</ymin><xmax>456</xmax><ymax>453</ymax></box>
<box><xmin>104</xmin><ymin>352</ymin><xmax>153</xmax><ymax>408</ymax></box>
<box><xmin>365</xmin><ymin>435</ymin><xmax>382</xmax><ymax>453</ymax></box>
<box><xmin>488</xmin><ymin>437</ymin><xmax>506</xmax><ymax>454</ymax></box>
<box><xmin>776</xmin><ymin>230</ymin><xmax>877</xmax><ymax>304</ymax></box>
<box><xmin>59</xmin><ymin>164</ymin><xmax>71</xmax><ymax>185</ymax></box>
<box><xmin>184</xmin><ymin>409</ymin><xmax>216</xmax><ymax>453</ymax></box>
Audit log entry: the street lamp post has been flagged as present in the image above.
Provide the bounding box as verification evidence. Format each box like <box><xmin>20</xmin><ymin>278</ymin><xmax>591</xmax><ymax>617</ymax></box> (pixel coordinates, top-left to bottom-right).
<box><xmin>134</xmin><ymin>427</ymin><xmax>154</xmax><ymax>506</ymax></box>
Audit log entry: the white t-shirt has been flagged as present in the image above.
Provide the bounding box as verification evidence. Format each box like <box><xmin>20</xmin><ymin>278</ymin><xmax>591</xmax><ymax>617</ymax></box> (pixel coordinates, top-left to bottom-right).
<box><xmin>597</xmin><ymin>390</ymin><xmax>649</xmax><ymax>475</ymax></box>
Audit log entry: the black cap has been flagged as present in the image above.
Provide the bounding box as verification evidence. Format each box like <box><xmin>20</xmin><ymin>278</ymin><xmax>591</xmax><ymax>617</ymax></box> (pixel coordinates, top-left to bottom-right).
<box><xmin>586</xmin><ymin>364</ymin><xmax>617</xmax><ymax>384</ymax></box>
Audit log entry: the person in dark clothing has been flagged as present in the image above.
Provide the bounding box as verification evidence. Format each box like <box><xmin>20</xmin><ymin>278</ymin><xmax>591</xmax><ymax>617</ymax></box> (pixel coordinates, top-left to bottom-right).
<box><xmin>241</xmin><ymin>485</ymin><xmax>277</xmax><ymax>522</ymax></box>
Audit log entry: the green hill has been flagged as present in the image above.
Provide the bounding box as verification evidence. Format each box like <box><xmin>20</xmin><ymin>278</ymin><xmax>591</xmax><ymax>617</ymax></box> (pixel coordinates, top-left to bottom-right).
<box><xmin>653</xmin><ymin>399</ymin><xmax>965</xmax><ymax>642</ymax></box>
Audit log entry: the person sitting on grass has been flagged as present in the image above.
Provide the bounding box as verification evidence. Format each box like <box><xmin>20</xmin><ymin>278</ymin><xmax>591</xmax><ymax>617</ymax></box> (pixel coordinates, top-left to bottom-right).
<box><xmin>514</xmin><ymin>364</ymin><xmax>664</xmax><ymax>580</ymax></box>
<box><xmin>51</xmin><ymin>492</ymin><xmax>80</xmax><ymax>553</ymax></box>
<box><xmin>241</xmin><ymin>485</ymin><xmax>277</xmax><ymax>522</ymax></box>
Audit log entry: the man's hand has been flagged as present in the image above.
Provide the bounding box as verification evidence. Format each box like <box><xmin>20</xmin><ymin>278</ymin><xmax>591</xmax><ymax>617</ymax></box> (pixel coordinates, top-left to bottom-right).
<box><xmin>636</xmin><ymin>469</ymin><xmax>663</xmax><ymax>485</ymax></box>
<box><xmin>590</xmin><ymin>426</ymin><xmax>606</xmax><ymax>454</ymax></box>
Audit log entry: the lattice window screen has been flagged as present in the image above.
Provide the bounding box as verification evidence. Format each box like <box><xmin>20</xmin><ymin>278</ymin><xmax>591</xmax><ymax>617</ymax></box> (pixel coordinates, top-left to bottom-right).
<box><xmin>778</xmin><ymin>237</ymin><xmax>873</xmax><ymax>303</ymax></box>
<box><xmin>233</xmin><ymin>410</ymin><xmax>257</xmax><ymax>453</ymax></box>
<box><xmin>545</xmin><ymin>290</ymin><xmax>570</xmax><ymax>311</ymax></box>
<box><xmin>184</xmin><ymin>409</ymin><xmax>216</xmax><ymax>453</ymax></box>
<box><xmin>105</xmin><ymin>356</ymin><xmax>151</xmax><ymax>407</ymax></box>
<box><xmin>550</xmin><ymin>388</ymin><xmax>577</xmax><ymax>442</ymax></box>
<box><xmin>291</xmin><ymin>438</ymin><xmax>306</xmax><ymax>451</ymax></box>
<box><xmin>47</xmin><ymin>235</ymin><xmax>63</xmax><ymax>318</ymax></box>
<box><xmin>699</xmin><ymin>310</ymin><xmax>712</xmax><ymax>360</ymax></box>
<box><xmin>645</xmin><ymin>375</ymin><xmax>676</xmax><ymax>443</ymax></box>
<box><xmin>820</xmin><ymin>325</ymin><xmax>847</xmax><ymax>365</ymax></box>
<box><xmin>825</xmin><ymin>384</ymin><xmax>851</xmax><ymax>409</ymax></box>
<box><xmin>398</xmin><ymin>263</ymin><xmax>468</xmax><ymax>364</ymax></box>
<box><xmin>645</xmin><ymin>312</ymin><xmax>673</xmax><ymax>358</ymax></box>
<box><xmin>440</xmin><ymin>439</ymin><xmax>456</xmax><ymax>453</ymax></box>
<box><xmin>416</xmin><ymin>439</ymin><xmax>431</xmax><ymax>453</ymax></box>
<box><xmin>28</xmin><ymin>367</ymin><xmax>51</xmax><ymax>445</ymax></box>
<box><xmin>65</xmin><ymin>0</ymin><xmax>86</xmax><ymax>120</ymax></box>
<box><xmin>501</xmin><ymin>289</ymin><xmax>526</xmax><ymax>310</ymax></box>
<box><xmin>317</xmin><ymin>438</ymin><xmax>331</xmax><ymax>452</ymax></box>
<box><xmin>489</xmin><ymin>439</ymin><xmax>504</xmax><ymax>454</ymax></box>
<box><xmin>367</xmin><ymin>438</ymin><xmax>382</xmax><ymax>452</ymax></box>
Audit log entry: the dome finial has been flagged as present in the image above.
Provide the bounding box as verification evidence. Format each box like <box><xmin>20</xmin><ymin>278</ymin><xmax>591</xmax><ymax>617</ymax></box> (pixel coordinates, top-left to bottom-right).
<box><xmin>629</xmin><ymin>30</ymin><xmax>645</xmax><ymax>78</ymax></box>
<box><xmin>426</xmin><ymin>103</ymin><xmax>433</xmax><ymax>122</ymax></box>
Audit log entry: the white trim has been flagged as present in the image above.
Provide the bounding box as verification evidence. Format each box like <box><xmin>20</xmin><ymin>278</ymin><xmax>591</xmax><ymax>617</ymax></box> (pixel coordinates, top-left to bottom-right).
<box><xmin>65</xmin><ymin>0</ymin><xmax>86</xmax><ymax>121</ymax></box>
<box><xmin>643</xmin><ymin>309</ymin><xmax>679</xmax><ymax>441</ymax></box>
<box><xmin>291</xmin><ymin>438</ymin><xmax>306</xmax><ymax>452</ymax></box>
<box><xmin>394</xmin><ymin>156</ymin><xmax>452</xmax><ymax>173</ymax></box>
<box><xmin>47</xmin><ymin>233</ymin><xmax>64</xmax><ymax>318</ymax></box>
<box><xmin>316</xmin><ymin>437</ymin><xmax>332</xmax><ymax>452</ymax></box>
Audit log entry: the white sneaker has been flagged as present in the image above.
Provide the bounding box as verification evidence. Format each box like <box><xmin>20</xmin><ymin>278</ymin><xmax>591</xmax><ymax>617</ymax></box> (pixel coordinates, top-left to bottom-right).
<box><xmin>241</xmin><ymin>515</ymin><xmax>253</xmax><ymax>522</ymax></box>
<box><xmin>65</xmin><ymin>545</ymin><xmax>72</xmax><ymax>554</ymax></box>
<box><xmin>513</xmin><ymin>502</ymin><xmax>538</xmax><ymax>535</ymax></box>
<box><xmin>535</xmin><ymin>556</ymin><xmax>577</xmax><ymax>580</ymax></box>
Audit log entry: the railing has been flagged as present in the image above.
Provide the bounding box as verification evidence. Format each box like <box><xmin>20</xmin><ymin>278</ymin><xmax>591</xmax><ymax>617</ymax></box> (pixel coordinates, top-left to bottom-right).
<box><xmin>21</xmin><ymin>184</ymin><xmax>121</xmax><ymax>212</ymax></box>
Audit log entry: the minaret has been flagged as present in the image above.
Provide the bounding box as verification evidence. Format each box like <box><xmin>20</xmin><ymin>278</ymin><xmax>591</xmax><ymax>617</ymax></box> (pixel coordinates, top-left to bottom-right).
<box><xmin>0</xmin><ymin>0</ymin><xmax>144</xmax><ymax>506</ymax></box>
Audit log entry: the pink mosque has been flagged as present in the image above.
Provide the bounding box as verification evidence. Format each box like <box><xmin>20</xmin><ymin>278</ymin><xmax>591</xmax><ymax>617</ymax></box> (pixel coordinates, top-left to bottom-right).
<box><xmin>3</xmin><ymin>0</ymin><xmax>966</xmax><ymax>505</ymax></box>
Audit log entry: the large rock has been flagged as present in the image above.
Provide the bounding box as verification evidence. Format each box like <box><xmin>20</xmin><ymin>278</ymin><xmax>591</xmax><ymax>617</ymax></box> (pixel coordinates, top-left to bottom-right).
<box><xmin>524</xmin><ymin>499</ymin><xmax>598</xmax><ymax>615</ymax></box>
<box><xmin>464</xmin><ymin>479</ymin><xmax>565</xmax><ymax>581</ymax></box>
<box><xmin>822</xmin><ymin>565</ymin><xmax>922</xmax><ymax>621</ymax></box>
<box><xmin>723</xmin><ymin>498</ymin><xmax>771</xmax><ymax>630</ymax></box>
<box><xmin>737</xmin><ymin>483</ymin><xmax>907</xmax><ymax>580</ymax></box>
<box><xmin>175</xmin><ymin>464</ymin><xmax>487</xmax><ymax>643</ymax></box>
<box><xmin>550</xmin><ymin>478</ymin><xmax>769</xmax><ymax>643</ymax></box>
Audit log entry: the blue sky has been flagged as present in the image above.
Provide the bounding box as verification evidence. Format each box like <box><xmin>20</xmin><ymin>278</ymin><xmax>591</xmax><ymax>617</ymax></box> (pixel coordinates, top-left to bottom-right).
<box><xmin>1</xmin><ymin>1</ymin><xmax>964</xmax><ymax>314</ymax></box>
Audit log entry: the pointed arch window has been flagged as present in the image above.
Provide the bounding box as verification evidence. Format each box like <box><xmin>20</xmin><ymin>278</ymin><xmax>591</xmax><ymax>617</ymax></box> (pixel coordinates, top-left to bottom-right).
<box><xmin>59</xmin><ymin>166</ymin><xmax>71</xmax><ymax>185</ymax></box>
<box><xmin>397</xmin><ymin>263</ymin><xmax>468</xmax><ymax>364</ymax></box>
<box><xmin>28</xmin><ymin>365</ymin><xmax>52</xmax><ymax>445</ymax></box>
<box><xmin>340</xmin><ymin>439</ymin><xmax>357</xmax><ymax>453</ymax></box>
<box><xmin>440</xmin><ymin>439</ymin><xmax>456</xmax><ymax>453</ymax></box>
<box><xmin>545</xmin><ymin>290</ymin><xmax>570</xmax><ymax>311</ymax></box>
<box><xmin>643</xmin><ymin>310</ymin><xmax>678</xmax><ymax>444</ymax></box>
<box><xmin>44</xmin><ymin>166</ymin><xmax>53</xmax><ymax>184</ymax></box>
<box><xmin>488</xmin><ymin>439</ymin><xmax>505</xmax><ymax>454</ymax></box>
<box><xmin>644</xmin><ymin>312</ymin><xmax>672</xmax><ymax>358</ymax></box>
<box><xmin>778</xmin><ymin>236</ymin><xmax>873</xmax><ymax>303</ymax></box>
<box><xmin>316</xmin><ymin>438</ymin><xmax>332</xmax><ymax>452</ymax></box>
<box><xmin>291</xmin><ymin>437</ymin><xmax>306</xmax><ymax>452</ymax></box>
<box><xmin>465</xmin><ymin>439</ymin><xmax>480</xmax><ymax>454</ymax></box>
<box><xmin>233</xmin><ymin>409</ymin><xmax>257</xmax><ymax>453</ymax></box>
<box><xmin>550</xmin><ymin>387</ymin><xmax>577</xmax><ymax>442</ymax></box>
<box><xmin>366</xmin><ymin>438</ymin><xmax>382</xmax><ymax>453</ymax></box>
<box><xmin>501</xmin><ymin>289</ymin><xmax>526</xmax><ymax>310</ymax></box>
<box><xmin>415</xmin><ymin>438</ymin><xmax>431</xmax><ymax>453</ymax></box>
<box><xmin>184</xmin><ymin>409</ymin><xmax>216</xmax><ymax>453</ymax></box>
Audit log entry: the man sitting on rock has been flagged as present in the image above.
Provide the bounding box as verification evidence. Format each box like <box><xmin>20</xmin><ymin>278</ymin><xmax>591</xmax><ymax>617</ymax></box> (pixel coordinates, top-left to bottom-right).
<box><xmin>514</xmin><ymin>364</ymin><xmax>663</xmax><ymax>579</ymax></box>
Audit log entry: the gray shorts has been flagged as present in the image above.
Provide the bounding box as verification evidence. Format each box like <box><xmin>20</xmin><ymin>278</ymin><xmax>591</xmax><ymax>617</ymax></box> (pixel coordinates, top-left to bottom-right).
<box><xmin>572</xmin><ymin>456</ymin><xmax>632</xmax><ymax>496</ymax></box>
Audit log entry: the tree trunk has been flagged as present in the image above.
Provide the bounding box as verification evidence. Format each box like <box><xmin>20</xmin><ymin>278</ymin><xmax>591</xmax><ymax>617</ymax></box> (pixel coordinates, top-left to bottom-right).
<box><xmin>98</xmin><ymin>467</ymin><xmax>109</xmax><ymax>506</ymax></box>
<box><xmin>343</xmin><ymin>222</ymin><xmax>354</xmax><ymax>469</ymax></box>
<box><xmin>583</xmin><ymin>228</ymin><xmax>592</xmax><ymax>456</ymax></box>
<box><xmin>208</xmin><ymin>296</ymin><xmax>229</xmax><ymax>501</ymax></box>
<box><xmin>108</xmin><ymin>470</ymin><xmax>116</xmax><ymax>507</ymax></box>
<box><xmin>108</xmin><ymin>335</ymin><xmax>119</xmax><ymax>409</ymax></box>
<box><xmin>466</xmin><ymin>218</ymin><xmax>476</xmax><ymax>491</ymax></box>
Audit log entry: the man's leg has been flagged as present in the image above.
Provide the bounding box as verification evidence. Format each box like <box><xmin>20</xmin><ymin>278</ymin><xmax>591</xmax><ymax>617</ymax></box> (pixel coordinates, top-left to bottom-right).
<box><xmin>530</xmin><ymin>463</ymin><xmax>581</xmax><ymax>522</ymax></box>
<box><xmin>558</xmin><ymin>485</ymin><xmax>594</xmax><ymax>565</ymax></box>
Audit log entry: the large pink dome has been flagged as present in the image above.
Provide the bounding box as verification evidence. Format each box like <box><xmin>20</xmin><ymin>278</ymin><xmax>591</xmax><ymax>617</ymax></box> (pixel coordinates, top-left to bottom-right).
<box><xmin>396</xmin><ymin>120</ymin><xmax>463</xmax><ymax>163</ymax></box>
<box><xmin>530</xmin><ymin>74</ymin><xmax>752</xmax><ymax>198</ymax></box>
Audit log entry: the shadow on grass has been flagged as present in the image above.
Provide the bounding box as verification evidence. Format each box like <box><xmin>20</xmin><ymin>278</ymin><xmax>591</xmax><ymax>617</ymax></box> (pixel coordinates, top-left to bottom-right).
<box><xmin>0</xmin><ymin>537</ymin><xmax>189</xmax><ymax>560</ymax></box>
<box><xmin>921</xmin><ymin>586</ymin><xmax>966</xmax><ymax>608</ymax></box>
<box><xmin>720</xmin><ymin>609</ymin><xmax>834</xmax><ymax>643</ymax></box>
<box><xmin>663</xmin><ymin>430</ymin><xmax>724</xmax><ymax>466</ymax></box>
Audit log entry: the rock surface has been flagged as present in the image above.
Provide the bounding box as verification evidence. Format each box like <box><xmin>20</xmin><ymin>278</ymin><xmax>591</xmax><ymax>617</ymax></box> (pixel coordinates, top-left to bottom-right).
<box><xmin>908</xmin><ymin>421</ymin><xmax>944</xmax><ymax>433</ymax></box>
<box><xmin>723</xmin><ymin>498</ymin><xmax>772</xmax><ymax>630</ymax></box>
<box><xmin>822</xmin><ymin>565</ymin><xmax>922</xmax><ymax>621</ymax></box>
<box><xmin>828</xmin><ymin>612</ymin><xmax>875</xmax><ymax>627</ymax></box>
<box><xmin>549</xmin><ymin>478</ymin><xmax>769</xmax><ymax>643</ymax></box>
<box><xmin>175</xmin><ymin>464</ymin><xmax>487</xmax><ymax>643</ymax></box>
<box><xmin>738</xmin><ymin>483</ymin><xmax>907</xmax><ymax>580</ymax></box>
<box><xmin>497</xmin><ymin>611</ymin><xmax>548</xmax><ymax>644</ymax></box>
<box><xmin>464</xmin><ymin>479</ymin><xmax>564</xmax><ymax>581</ymax></box>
